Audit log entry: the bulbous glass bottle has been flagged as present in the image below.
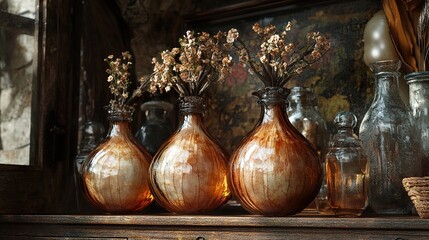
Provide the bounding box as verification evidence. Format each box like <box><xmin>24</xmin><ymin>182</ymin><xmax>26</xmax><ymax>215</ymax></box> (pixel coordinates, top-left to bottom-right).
<box><xmin>148</xmin><ymin>96</ymin><xmax>230</xmax><ymax>214</ymax></box>
<box><xmin>287</xmin><ymin>86</ymin><xmax>330</xmax><ymax>214</ymax></box>
<box><xmin>81</xmin><ymin>108</ymin><xmax>154</xmax><ymax>213</ymax></box>
<box><xmin>136</xmin><ymin>98</ymin><xmax>174</xmax><ymax>156</ymax></box>
<box><xmin>405</xmin><ymin>72</ymin><xmax>429</xmax><ymax>175</ymax></box>
<box><xmin>326</xmin><ymin>111</ymin><xmax>368</xmax><ymax>217</ymax></box>
<box><xmin>359</xmin><ymin>60</ymin><xmax>423</xmax><ymax>214</ymax></box>
<box><xmin>229</xmin><ymin>87</ymin><xmax>322</xmax><ymax>216</ymax></box>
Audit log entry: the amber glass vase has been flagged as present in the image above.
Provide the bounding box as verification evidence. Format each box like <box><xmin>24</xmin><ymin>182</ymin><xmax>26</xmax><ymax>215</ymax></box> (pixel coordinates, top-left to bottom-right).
<box><xmin>229</xmin><ymin>87</ymin><xmax>322</xmax><ymax>216</ymax></box>
<box><xmin>148</xmin><ymin>96</ymin><xmax>230</xmax><ymax>214</ymax></box>
<box><xmin>81</xmin><ymin>108</ymin><xmax>153</xmax><ymax>213</ymax></box>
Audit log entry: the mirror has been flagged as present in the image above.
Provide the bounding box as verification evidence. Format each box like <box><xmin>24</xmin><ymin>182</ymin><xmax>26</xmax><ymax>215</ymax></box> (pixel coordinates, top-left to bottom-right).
<box><xmin>0</xmin><ymin>0</ymin><xmax>36</xmax><ymax>165</ymax></box>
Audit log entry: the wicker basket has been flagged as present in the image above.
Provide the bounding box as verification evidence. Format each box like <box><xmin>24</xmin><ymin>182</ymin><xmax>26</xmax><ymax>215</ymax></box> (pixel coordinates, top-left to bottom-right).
<box><xmin>402</xmin><ymin>176</ymin><xmax>429</xmax><ymax>218</ymax></box>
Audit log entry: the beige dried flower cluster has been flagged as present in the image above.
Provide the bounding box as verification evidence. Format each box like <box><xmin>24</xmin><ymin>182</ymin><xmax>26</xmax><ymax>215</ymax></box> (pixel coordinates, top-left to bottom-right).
<box><xmin>234</xmin><ymin>22</ymin><xmax>331</xmax><ymax>87</ymax></box>
<box><xmin>105</xmin><ymin>51</ymin><xmax>153</xmax><ymax>112</ymax></box>
<box><xmin>104</xmin><ymin>22</ymin><xmax>331</xmax><ymax>106</ymax></box>
<box><xmin>148</xmin><ymin>29</ymin><xmax>239</xmax><ymax>96</ymax></box>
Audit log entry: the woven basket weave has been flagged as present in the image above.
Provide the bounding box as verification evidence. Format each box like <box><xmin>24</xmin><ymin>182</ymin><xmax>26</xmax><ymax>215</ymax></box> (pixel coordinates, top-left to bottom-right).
<box><xmin>403</xmin><ymin>176</ymin><xmax>429</xmax><ymax>218</ymax></box>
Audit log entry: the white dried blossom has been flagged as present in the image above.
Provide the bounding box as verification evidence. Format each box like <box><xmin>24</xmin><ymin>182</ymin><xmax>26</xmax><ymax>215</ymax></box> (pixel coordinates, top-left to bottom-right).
<box><xmin>233</xmin><ymin>22</ymin><xmax>330</xmax><ymax>87</ymax></box>
<box><xmin>149</xmin><ymin>29</ymin><xmax>238</xmax><ymax>96</ymax></box>
<box><xmin>104</xmin><ymin>51</ymin><xmax>157</xmax><ymax>112</ymax></box>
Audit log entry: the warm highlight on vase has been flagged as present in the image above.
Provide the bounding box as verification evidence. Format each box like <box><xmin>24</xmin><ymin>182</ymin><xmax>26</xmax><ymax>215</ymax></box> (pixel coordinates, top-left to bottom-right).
<box><xmin>149</xmin><ymin>96</ymin><xmax>230</xmax><ymax>214</ymax></box>
<box><xmin>81</xmin><ymin>109</ymin><xmax>154</xmax><ymax>213</ymax></box>
<box><xmin>229</xmin><ymin>87</ymin><xmax>322</xmax><ymax>216</ymax></box>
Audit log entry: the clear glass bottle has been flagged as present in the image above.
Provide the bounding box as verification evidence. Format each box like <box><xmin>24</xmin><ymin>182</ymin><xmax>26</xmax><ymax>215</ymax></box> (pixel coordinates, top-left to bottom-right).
<box><xmin>136</xmin><ymin>98</ymin><xmax>174</xmax><ymax>156</ymax></box>
<box><xmin>287</xmin><ymin>86</ymin><xmax>330</xmax><ymax>214</ymax></box>
<box><xmin>74</xmin><ymin>121</ymin><xmax>105</xmax><ymax>212</ymax></box>
<box><xmin>405</xmin><ymin>72</ymin><xmax>429</xmax><ymax>175</ymax></box>
<box><xmin>326</xmin><ymin>111</ymin><xmax>368</xmax><ymax>217</ymax></box>
<box><xmin>359</xmin><ymin>60</ymin><xmax>423</xmax><ymax>214</ymax></box>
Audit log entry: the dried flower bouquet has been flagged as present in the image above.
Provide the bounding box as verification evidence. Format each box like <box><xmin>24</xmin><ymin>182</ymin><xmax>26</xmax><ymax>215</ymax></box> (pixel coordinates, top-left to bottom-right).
<box><xmin>104</xmin><ymin>51</ymin><xmax>154</xmax><ymax>112</ymax></box>
<box><xmin>233</xmin><ymin>22</ymin><xmax>330</xmax><ymax>87</ymax></box>
<box><xmin>149</xmin><ymin>29</ymin><xmax>239</xmax><ymax>96</ymax></box>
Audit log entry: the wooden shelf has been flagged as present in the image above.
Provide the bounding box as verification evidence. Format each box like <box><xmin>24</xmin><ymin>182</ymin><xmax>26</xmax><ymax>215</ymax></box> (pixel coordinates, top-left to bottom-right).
<box><xmin>1</xmin><ymin>213</ymin><xmax>429</xmax><ymax>239</ymax></box>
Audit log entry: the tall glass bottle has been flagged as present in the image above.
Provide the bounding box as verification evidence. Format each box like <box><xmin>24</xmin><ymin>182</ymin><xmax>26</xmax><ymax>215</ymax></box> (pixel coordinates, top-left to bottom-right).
<box><xmin>405</xmin><ymin>72</ymin><xmax>429</xmax><ymax>175</ymax></box>
<box><xmin>287</xmin><ymin>86</ymin><xmax>330</xmax><ymax>213</ymax></box>
<box><xmin>359</xmin><ymin>60</ymin><xmax>423</xmax><ymax>214</ymax></box>
<box><xmin>326</xmin><ymin>111</ymin><xmax>368</xmax><ymax>217</ymax></box>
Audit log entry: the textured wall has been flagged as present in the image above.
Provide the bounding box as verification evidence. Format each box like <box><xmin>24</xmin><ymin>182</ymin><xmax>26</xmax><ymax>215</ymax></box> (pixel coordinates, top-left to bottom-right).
<box><xmin>114</xmin><ymin>0</ymin><xmax>246</xmax><ymax>77</ymax></box>
<box><xmin>0</xmin><ymin>1</ymin><xmax>387</xmax><ymax>164</ymax></box>
<box><xmin>186</xmin><ymin>0</ymin><xmax>382</xmax><ymax>153</ymax></box>
<box><xmin>114</xmin><ymin>0</ymin><xmax>389</xmax><ymax>155</ymax></box>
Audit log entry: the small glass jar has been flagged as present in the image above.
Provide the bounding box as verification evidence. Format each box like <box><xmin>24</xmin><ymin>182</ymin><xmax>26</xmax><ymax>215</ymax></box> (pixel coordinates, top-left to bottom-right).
<box><xmin>326</xmin><ymin>111</ymin><xmax>368</xmax><ymax>217</ymax></box>
<box><xmin>136</xmin><ymin>98</ymin><xmax>174</xmax><ymax>156</ymax></box>
<box><xmin>405</xmin><ymin>72</ymin><xmax>429</xmax><ymax>175</ymax></box>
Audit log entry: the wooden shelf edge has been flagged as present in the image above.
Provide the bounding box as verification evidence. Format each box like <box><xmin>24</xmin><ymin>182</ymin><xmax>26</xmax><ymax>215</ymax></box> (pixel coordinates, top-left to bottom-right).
<box><xmin>1</xmin><ymin>214</ymin><xmax>428</xmax><ymax>230</ymax></box>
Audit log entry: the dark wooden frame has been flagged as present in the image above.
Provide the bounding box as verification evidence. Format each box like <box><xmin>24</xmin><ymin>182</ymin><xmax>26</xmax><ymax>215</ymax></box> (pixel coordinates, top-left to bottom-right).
<box><xmin>0</xmin><ymin>0</ymin><xmax>81</xmax><ymax>214</ymax></box>
<box><xmin>183</xmin><ymin>0</ymin><xmax>338</xmax><ymax>26</ymax></box>
<box><xmin>0</xmin><ymin>10</ymin><xmax>35</xmax><ymax>35</ymax></box>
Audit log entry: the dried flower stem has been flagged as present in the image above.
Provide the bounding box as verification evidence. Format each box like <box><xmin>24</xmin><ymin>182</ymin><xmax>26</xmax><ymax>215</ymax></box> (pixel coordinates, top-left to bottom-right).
<box><xmin>233</xmin><ymin>22</ymin><xmax>330</xmax><ymax>88</ymax></box>
<box><xmin>233</xmin><ymin>38</ymin><xmax>267</xmax><ymax>83</ymax></box>
<box><xmin>418</xmin><ymin>1</ymin><xmax>429</xmax><ymax>71</ymax></box>
<box><xmin>150</xmin><ymin>29</ymin><xmax>238</xmax><ymax>97</ymax></box>
<box><xmin>105</xmin><ymin>51</ymin><xmax>154</xmax><ymax>112</ymax></box>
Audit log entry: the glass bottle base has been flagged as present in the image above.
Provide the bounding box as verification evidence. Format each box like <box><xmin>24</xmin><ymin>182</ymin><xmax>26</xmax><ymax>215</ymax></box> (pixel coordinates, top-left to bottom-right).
<box><xmin>332</xmin><ymin>208</ymin><xmax>364</xmax><ymax>217</ymax></box>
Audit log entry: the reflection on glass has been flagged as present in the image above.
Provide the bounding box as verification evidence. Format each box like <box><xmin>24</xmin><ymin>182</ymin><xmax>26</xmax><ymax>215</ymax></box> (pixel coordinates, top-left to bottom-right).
<box><xmin>0</xmin><ymin>0</ymin><xmax>36</xmax><ymax>165</ymax></box>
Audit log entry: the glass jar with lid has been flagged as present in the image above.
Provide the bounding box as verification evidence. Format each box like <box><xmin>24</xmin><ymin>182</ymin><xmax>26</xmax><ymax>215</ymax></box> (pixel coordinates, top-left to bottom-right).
<box><xmin>326</xmin><ymin>111</ymin><xmax>368</xmax><ymax>217</ymax></box>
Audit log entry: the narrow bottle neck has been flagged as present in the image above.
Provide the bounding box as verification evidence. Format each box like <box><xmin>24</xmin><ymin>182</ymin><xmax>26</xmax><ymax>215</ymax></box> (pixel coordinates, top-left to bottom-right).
<box><xmin>108</xmin><ymin>121</ymin><xmax>133</xmax><ymax>137</ymax></box>
<box><xmin>337</xmin><ymin>128</ymin><xmax>354</xmax><ymax>136</ymax></box>
<box><xmin>289</xmin><ymin>100</ymin><xmax>311</xmax><ymax>111</ymax></box>
<box><xmin>177</xmin><ymin>96</ymin><xmax>206</xmax><ymax>130</ymax></box>
<box><xmin>261</xmin><ymin>102</ymin><xmax>286</xmax><ymax>124</ymax></box>
<box><xmin>370</xmin><ymin>60</ymin><xmax>403</xmax><ymax>104</ymax></box>
<box><xmin>178</xmin><ymin>113</ymin><xmax>204</xmax><ymax>130</ymax></box>
<box><xmin>288</xmin><ymin>87</ymin><xmax>315</xmax><ymax>110</ymax></box>
<box><xmin>79</xmin><ymin>122</ymin><xmax>105</xmax><ymax>152</ymax></box>
<box><xmin>106</xmin><ymin>108</ymin><xmax>134</xmax><ymax>138</ymax></box>
<box><xmin>373</xmin><ymin>72</ymin><xmax>403</xmax><ymax>106</ymax></box>
<box><xmin>331</xmin><ymin>128</ymin><xmax>361</xmax><ymax>148</ymax></box>
<box><xmin>255</xmin><ymin>87</ymin><xmax>290</xmax><ymax>124</ymax></box>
